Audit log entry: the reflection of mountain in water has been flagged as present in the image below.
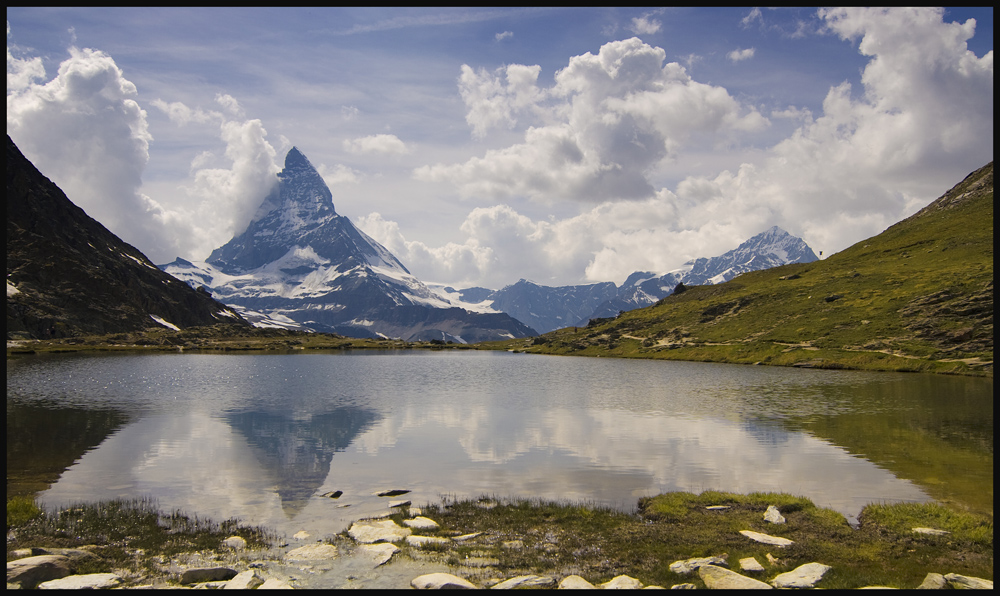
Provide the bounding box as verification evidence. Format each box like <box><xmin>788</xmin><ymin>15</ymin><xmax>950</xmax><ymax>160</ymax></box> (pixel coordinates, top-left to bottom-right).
<box><xmin>226</xmin><ymin>408</ymin><xmax>379</xmax><ymax>515</ymax></box>
<box><xmin>7</xmin><ymin>404</ymin><xmax>132</xmax><ymax>496</ymax></box>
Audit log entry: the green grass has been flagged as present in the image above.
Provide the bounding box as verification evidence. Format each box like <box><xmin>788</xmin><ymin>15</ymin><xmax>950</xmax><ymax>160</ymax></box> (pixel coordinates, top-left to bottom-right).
<box><xmin>7</xmin><ymin>497</ymin><xmax>275</xmax><ymax>580</ymax></box>
<box><xmin>479</xmin><ymin>164</ymin><xmax>993</xmax><ymax>376</ymax></box>
<box><xmin>396</xmin><ymin>492</ymin><xmax>992</xmax><ymax>589</ymax></box>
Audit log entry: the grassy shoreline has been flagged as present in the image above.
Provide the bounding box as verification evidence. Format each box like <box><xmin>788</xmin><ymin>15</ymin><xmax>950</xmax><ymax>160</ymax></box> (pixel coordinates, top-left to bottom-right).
<box><xmin>7</xmin><ymin>491</ymin><xmax>993</xmax><ymax>589</ymax></box>
<box><xmin>6</xmin><ymin>323</ymin><xmax>992</xmax><ymax>377</ymax></box>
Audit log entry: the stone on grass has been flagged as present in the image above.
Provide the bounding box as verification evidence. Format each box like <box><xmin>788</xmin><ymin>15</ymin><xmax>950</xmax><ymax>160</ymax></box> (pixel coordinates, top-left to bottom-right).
<box><xmin>739</xmin><ymin>530</ymin><xmax>794</xmax><ymax>547</ymax></box>
<box><xmin>224</xmin><ymin>569</ymin><xmax>263</xmax><ymax>590</ymax></box>
<box><xmin>406</xmin><ymin>535</ymin><xmax>451</xmax><ymax>548</ymax></box>
<box><xmin>223</xmin><ymin>535</ymin><xmax>247</xmax><ymax>550</ymax></box>
<box><xmin>944</xmin><ymin>574</ymin><xmax>993</xmax><ymax>590</ymax></box>
<box><xmin>404</xmin><ymin>516</ymin><xmax>440</xmax><ymax>531</ymax></box>
<box><xmin>501</xmin><ymin>540</ymin><xmax>524</xmax><ymax>550</ymax></box>
<box><xmin>6</xmin><ymin>555</ymin><xmax>71</xmax><ymax>589</ymax></box>
<box><xmin>600</xmin><ymin>575</ymin><xmax>643</xmax><ymax>589</ymax></box>
<box><xmin>179</xmin><ymin>567</ymin><xmax>238</xmax><ymax>585</ymax></box>
<box><xmin>740</xmin><ymin>557</ymin><xmax>765</xmax><ymax>573</ymax></box>
<box><xmin>771</xmin><ymin>562</ymin><xmax>831</xmax><ymax>588</ymax></box>
<box><xmin>705</xmin><ymin>506</ymin><xmax>730</xmax><ymax>511</ymax></box>
<box><xmin>669</xmin><ymin>554</ymin><xmax>729</xmax><ymax>575</ymax></box>
<box><xmin>764</xmin><ymin>505</ymin><xmax>786</xmax><ymax>524</ymax></box>
<box><xmin>359</xmin><ymin>543</ymin><xmax>399</xmax><ymax>567</ymax></box>
<box><xmin>37</xmin><ymin>573</ymin><xmax>122</xmax><ymax>590</ymax></box>
<box><xmin>698</xmin><ymin>565</ymin><xmax>772</xmax><ymax>590</ymax></box>
<box><xmin>348</xmin><ymin>519</ymin><xmax>412</xmax><ymax>544</ymax></box>
<box><xmin>258</xmin><ymin>577</ymin><xmax>294</xmax><ymax>589</ymax></box>
<box><xmin>452</xmin><ymin>532</ymin><xmax>482</xmax><ymax>542</ymax></box>
<box><xmin>286</xmin><ymin>543</ymin><xmax>339</xmax><ymax>561</ymax></box>
<box><xmin>411</xmin><ymin>572</ymin><xmax>478</xmax><ymax>589</ymax></box>
<box><xmin>492</xmin><ymin>575</ymin><xmax>556</xmax><ymax>589</ymax></box>
<box><xmin>916</xmin><ymin>573</ymin><xmax>947</xmax><ymax>589</ymax></box>
<box><xmin>912</xmin><ymin>527</ymin><xmax>950</xmax><ymax>536</ymax></box>
<box><xmin>558</xmin><ymin>575</ymin><xmax>596</xmax><ymax>589</ymax></box>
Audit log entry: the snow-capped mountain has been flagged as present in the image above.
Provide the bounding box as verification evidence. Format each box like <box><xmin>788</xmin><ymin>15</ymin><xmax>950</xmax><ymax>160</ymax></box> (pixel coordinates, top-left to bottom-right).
<box><xmin>439</xmin><ymin>226</ymin><xmax>818</xmax><ymax>335</ymax></box>
<box><xmin>161</xmin><ymin>147</ymin><xmax>535</xmax><ymax>342</ymax></box>
<box><xmin>584</xmin><ymin>226</ymin><xmax>819</xmax><ymax>322</ymax></box>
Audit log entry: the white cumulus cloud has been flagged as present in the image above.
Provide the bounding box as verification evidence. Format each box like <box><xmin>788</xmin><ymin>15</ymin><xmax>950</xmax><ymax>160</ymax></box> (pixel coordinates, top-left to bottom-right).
<box><xmin>343</xmin><ymin>133</ymin><xmax>410</xmax><ymax>155</ymax></box>
<box><xmin>630</xmin><ymin>16</ymin><xmax>661</xmax><ymax>35</ymax></box>
<box><xmin>417</xmin><ymin>38</ymin><xmax>768</xmax><ymax>204</ymax></box>
<box><xmin>727</xmin><ymin>47</ymin><xmax>755</xmax><ymax>62</ymax></box>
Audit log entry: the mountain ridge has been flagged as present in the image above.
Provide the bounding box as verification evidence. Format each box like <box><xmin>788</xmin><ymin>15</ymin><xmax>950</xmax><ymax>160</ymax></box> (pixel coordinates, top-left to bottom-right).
<box><xmin>6</xmin><ymin>135</ymin><xmax>249</xmax><ymax>339</ymax></box>
<box><xmin>483</xmin><ymin>161</ymin><xmax>993</xmax><ymax>375</ymax></box>
<box><xmin>164</xmin><ymin>147</ymin><xmax>536</xmax><ymax>342</ymax></box>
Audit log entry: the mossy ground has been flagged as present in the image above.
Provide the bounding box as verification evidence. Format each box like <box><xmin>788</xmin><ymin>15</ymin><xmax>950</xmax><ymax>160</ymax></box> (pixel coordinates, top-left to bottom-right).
<box><xmin>6</xmin><ymin>496</ymin><xmax>275</xmax><ymax>581</ymax></box>
<box><xmin>382</xmin><ymin>492</ymin><xmax>992</xmax><ymax>589</ymax></box>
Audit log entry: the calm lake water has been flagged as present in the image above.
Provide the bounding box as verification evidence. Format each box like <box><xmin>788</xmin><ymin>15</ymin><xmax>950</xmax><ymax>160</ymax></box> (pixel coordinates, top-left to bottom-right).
<box><xmin>7</xmin><ymin>350</ymin><xmax>993</xmax><ymax>538</ymax></box>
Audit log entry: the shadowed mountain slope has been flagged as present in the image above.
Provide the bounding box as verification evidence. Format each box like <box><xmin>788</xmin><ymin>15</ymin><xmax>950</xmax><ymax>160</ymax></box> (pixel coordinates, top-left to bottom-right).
<box><xmin>6</xmin><ymin>135</ymin><xmax>248</xmax><ymax>339</ymax></box>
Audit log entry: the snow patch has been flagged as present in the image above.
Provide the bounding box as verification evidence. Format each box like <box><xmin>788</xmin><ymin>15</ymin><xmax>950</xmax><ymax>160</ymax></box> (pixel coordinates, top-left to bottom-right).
<box><xmin>7</xmin><ymin>281</ymin><xmax>20</xmax><ymax>297</ymax></box>
<box><xmin>149</xmin><ymin>314</ymin><xmax>180</xmax><ymax>330</ymax></box>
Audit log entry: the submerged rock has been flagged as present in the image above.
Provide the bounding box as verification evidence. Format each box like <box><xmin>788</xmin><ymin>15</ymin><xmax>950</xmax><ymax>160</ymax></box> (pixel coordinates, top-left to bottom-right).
<box><xmin>771</xmin><ymin>563</ymin><xmax>831</xmax><ymax>588</ymax></box>
<box><xmin>285</xmin><ymin>543</ymin><xmax>339</xmax><ymax>561</ymax></box>
<box><xmin>348</xmin><ymin>519</ymin><xmax>412</xmax><ymax>544</ymax></box>
<box><xmin>359</xmin><ymin>543</ymin><xmax>399</xmax><ymax>567</ymax></box>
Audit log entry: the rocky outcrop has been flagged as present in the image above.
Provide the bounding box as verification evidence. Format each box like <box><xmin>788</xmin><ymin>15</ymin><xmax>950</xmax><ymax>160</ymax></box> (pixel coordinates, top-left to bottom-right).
<box><xmin>6</xmin><ymin>555</ymin><xmax>72</xmax><ymax>589</ymax></box>
<box><xmin>739</xmin><ymin>530</ymin><xmax>794</xmax><ymax>547</ymax></box>
<box><xmin>36</xmin><ymin>572</ymin><xmax>122</xmax><ymax>590</ymax></box>
<box><xmin>411</xmin><ymin>572</ymin><xmax>477</xmax><ymax>589</ymax></box>
<box><xmin>771</xmin><ymin>563</ymin><xmax>831</xmax><ymax>588</ymax></box>
<box><xmin>698</xmin><ymin>565</ymin><xmax>773</xmax><ymax>589</ymax></box>
<box><xmin>764</xmin><ymin>505</ymin><xmax>786</xmax><ymax>524</ymax></box>
<box><xmin>669</xmin><ymin>554</ymin><xmax>729</xmax><ymax>574</ymax></box>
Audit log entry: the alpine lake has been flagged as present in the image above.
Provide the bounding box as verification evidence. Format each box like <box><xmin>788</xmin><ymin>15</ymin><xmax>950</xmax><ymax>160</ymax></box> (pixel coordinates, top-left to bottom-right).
<box><xmin>6</xmin><ymin>349</ymin><xmax>993</xmax><ymax>541</ymax></box>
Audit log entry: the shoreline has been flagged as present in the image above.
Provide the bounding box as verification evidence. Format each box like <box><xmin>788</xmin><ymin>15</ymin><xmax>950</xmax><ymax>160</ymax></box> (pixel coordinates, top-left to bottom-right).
<box><xmin>7</xmin><ymin>491</ymin><xmax>993</xmax><ymax>589</ymax></box>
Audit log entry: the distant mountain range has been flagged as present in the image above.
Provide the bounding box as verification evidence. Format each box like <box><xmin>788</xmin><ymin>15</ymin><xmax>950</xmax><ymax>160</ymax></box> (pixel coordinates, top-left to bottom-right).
<box><xmin>437</xmin><ymin>226</ymin><xmax>818</xmax><ymax>334</ymax></box>
<box><xmin>499</xmin><ymin>161</ymin><xmax>993</xmax><ymax>374</ymax></box>
<box><xmin>6</xmin><ymin>135</ymin><xmax>247</xmax><ymax>339</ymax></box>
<box><xmin>162</xmin><ymin>147</ymin><xmax>536</xmax><ymax>342</ymax></box>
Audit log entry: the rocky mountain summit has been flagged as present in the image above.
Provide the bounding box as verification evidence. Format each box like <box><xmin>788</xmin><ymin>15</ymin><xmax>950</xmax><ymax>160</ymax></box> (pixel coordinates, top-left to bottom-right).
<box><xmin>163</xmin><ymin>147</ymin><xmax>535</xmax><ymax>342</ymax></box>
<box><xmin>443</xmin><ymin>226</ymin><xmax>818</xmax><ymax>334</ymax></box>
<box><xmin>6</xmin><ymin>136</ymin><xmax>247</xmax><ymax>339</ymax></box>
<box><xmin>585</xmin><ymin>226</ymin><xmax>819</xmax><ymax>323</ymax></box>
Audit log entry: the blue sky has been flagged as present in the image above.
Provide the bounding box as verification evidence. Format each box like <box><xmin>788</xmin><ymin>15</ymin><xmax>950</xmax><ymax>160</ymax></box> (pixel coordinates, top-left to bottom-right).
<box><xmin>7</xmin><ymin>7</ymin><xmax>994</xmax><ymax>288</ymax></box>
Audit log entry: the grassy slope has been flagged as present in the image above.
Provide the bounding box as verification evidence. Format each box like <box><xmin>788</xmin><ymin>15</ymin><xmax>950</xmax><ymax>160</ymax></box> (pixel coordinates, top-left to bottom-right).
<box><xmin>482</xmin><ymin>163</ymin><xmax>993</xmax><ymax>375</ymax></box>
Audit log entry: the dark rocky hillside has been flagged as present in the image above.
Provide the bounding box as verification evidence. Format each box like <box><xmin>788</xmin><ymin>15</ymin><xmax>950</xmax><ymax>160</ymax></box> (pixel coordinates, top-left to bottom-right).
<box><xmin>6</xmin><ymin>135</ymin><xmax>249</xmax><ymax>339</ymax></box>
